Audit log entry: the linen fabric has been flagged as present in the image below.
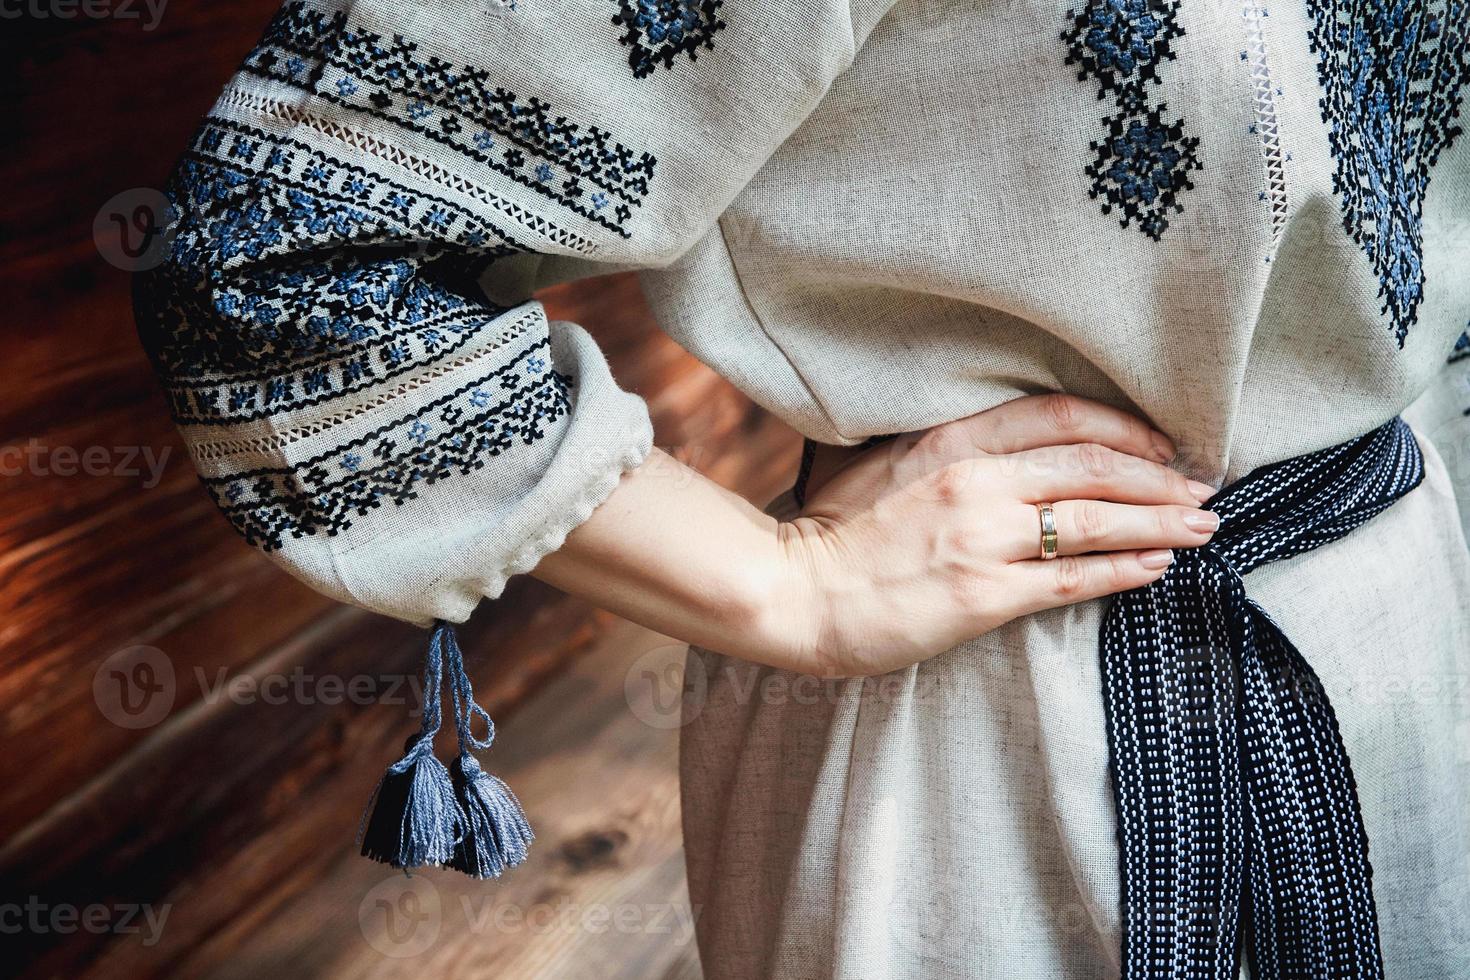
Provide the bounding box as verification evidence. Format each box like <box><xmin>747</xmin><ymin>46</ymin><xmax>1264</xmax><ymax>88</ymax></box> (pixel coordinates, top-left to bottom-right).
<box><xmin>131</xmin><ymin>1</ymin><xmax>1470</xmax><ymax>976</ymax></box>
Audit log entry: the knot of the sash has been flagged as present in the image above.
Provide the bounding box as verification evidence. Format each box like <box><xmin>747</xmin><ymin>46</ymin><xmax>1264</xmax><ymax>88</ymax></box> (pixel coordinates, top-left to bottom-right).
<box><xmin>1100</xmin><ymin>418</ymin><xmax>1424</xmax><ymax>980</ymax></box>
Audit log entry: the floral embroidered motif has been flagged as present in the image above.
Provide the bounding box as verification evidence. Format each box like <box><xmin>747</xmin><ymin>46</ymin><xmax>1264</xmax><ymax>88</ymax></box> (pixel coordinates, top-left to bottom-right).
<box><xmin>1063</xmin><ymin>0</ymin><xmax>1203</xmax><ymax>240</ymax></box>
<box><xmin>203</xmin><ymin>340</ymin><xmax>572</xmax><ymax>550</ymax></box>
<box><xmin>130</xmin><ymin>0</ymin><xmax>605</xmax><ymax>560</ymax></box>
<box><xmin>136</xmin><ymin>117</ymin><xmax>525</xmax><ymax>426</ymax></box>
<box><xmin>243</xmin><ymin>0</ymin><xmax>658</xmax><ymax>237</ymax></box>
<box><xmin>1305</xmin><ymin>0</ymin><xmax>1470</xmax><ymax>346</ymax></box>
<box><xmin>612</xmin><ymin>0</ymin><xmax>727</xmax><ymax>79</ymax></box>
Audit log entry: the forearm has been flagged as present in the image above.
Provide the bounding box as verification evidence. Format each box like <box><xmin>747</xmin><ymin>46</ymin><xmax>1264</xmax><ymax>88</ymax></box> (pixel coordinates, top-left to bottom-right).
<box><xmin>531</xmin><ymin>448</ymin><xmax>817</xmax><ymax>671</ymax></box>
<box><xmin>532</xmin><ymin>395</ymin><xmax>1212</xmax><ymax>681</ymax></box>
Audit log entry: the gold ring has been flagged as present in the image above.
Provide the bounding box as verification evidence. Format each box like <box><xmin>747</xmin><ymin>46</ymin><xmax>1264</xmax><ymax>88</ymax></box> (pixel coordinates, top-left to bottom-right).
<box><xmin>1037</xmin><ymin>503</ymin><xmax>1059</xmax><ymax>560</ymax></box>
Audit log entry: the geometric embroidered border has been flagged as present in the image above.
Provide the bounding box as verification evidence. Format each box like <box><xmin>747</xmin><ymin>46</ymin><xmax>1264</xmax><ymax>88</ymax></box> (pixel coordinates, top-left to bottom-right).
<box><xmin>243</xmin><ymin>0</ymin><xmax>657</xmax><ymax>237</ymax></box>
<box><xmin>137</xmin><ymin>117</ymin><xmax>527</xmax><ymax>427</ymax></box>
<box><xmin>612</xmin><ymin>1</ymin><xmax>728</xmax><ymax>79</ymax></box>
<box><xmin>202</xmin><ymin>338</ymin><xmax>571</xmax><ymax>550</ymax></box>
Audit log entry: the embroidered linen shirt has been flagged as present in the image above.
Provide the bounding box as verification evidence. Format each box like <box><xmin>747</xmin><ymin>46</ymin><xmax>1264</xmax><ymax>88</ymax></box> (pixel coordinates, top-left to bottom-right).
<box><xmin>135</xmin><ymin>2</ymin><xmax>1470</xmax><ymax>977</ymax></box>
<box><xmin>133</xmin><ymin>0</ymin><xmax>1470</xmax><ymax>623</ymax></box>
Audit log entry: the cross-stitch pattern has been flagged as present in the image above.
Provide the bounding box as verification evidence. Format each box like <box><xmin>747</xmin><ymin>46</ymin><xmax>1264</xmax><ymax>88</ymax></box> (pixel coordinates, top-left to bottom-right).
<box><xmin>612</xmin><ymin>0</ymin><xmax>727</xmax><ymax>79</ymax></box>
<box><xmin>138</xmin><ymin>118</ymin><xmax>525</xmax><ymax>427</ymax></box>
<box><xmin>131</xmin><ymin>0</ymin><xmax>626</xmax><ymax>551</ymax></box>
<box><xmin>200</xmin><ymin>340</ymin><xmax>572</xmax><ymax>550</ymax></box>
<box><xmin>1063</xmin><ymin>0</ymin><xmax>1203</xmax><ymax>240</ymax></box>
<box><xmin>243</xmin><ymin>0</ymin><xmax>659</xmax><ymax>237</ymax></box>
<box><xmin>1305</xmin><ymin>0</ymin><xmax>1470</xmax><ymax>346</ymax></box>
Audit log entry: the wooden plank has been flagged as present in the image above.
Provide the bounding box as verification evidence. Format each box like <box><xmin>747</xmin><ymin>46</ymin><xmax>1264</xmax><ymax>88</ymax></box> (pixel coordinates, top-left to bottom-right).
<box><xmin>71</xmin><ymin>620</ymin><xmax>703</xmax><ymax>980</ymax></box>
<box><xmin>5</xmin><ymin>294</ymin><xmax>796</xmax><ymax>979</ymax></box>
<box><xmin>4</xmin><ymin>2</ymin><xmax>804</xmax><ymax>976</ymax></box>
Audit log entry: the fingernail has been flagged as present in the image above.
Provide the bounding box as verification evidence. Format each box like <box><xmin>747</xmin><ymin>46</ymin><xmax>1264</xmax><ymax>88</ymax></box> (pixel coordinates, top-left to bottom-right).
<box><xmin>1187</xmin><ymin>480</ymin><xmax>1215</xmax><ymax>504</ymax></box>
<box><xmin>1140</xmin><ymin>549</ymin><xmax>1175</xmax><ymax>570</ymax></box>
<box><xmin>1151</xmin><ymin>432</ymin><xmax>1176</xmax><ymax>462</ymax></box>
<box><xmin>1183</xmin><ymin>510</ymin><xmax>1220</xmax><ymax>532</ymax></box>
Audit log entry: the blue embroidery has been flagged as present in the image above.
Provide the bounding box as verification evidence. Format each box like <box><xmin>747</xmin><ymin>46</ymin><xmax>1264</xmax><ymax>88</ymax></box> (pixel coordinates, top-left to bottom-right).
<box><xmin>244</xmin><ymin>0</ymin><xmax>658</xmax><ymax>237</ymax></box>
<box><xmin>1455</xmin><ymin>329</ymin><xmax>1470</xmax><ymax>416</ymax></box>
<box><xmin>135</xmin><ymin>118</ymin><xmax>575</xmax><ymax>552</ymax></box>
<box><xmin>203</xmin><ymin>341</ymin><xmax>571</xmax><ymax>550</ymax></box>
<box><xmin>1305</xmin><ymin>0</ymin><xmax>1470</xmax><ymax>346</ymax></box>
<box><xmin>612</xmin><ymin>1</ymin><xmax>727</xmax><ymax>79</ymax></box>
<box><xmin>137</xmin><ymin>118</ymin><xmax>524</xmax><ymax>426</ymax></box>
<box><xmin>1063</xmin><ymin>0</ymin><xmax>1203</xmax><ymax>240</ymax></box>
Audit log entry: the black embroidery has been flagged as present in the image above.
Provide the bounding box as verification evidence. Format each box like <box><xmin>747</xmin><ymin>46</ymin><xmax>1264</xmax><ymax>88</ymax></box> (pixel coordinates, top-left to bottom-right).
<box><xmin>1063</xmin><ymin>0</ymin><xmax>1203</xmax><ymax>240</ymax></box>
<box><xmin>1453</xmin><ymin>329</ymin><xmax>1470</xmax><ymax>417</ymax></box>
<box><xmin>612</xmin><ymin>0</ymin><xmax>727</xmax><ymax>79</ymax></box>
<box><xmin>1305</xmin><ymin>0</ymin><xmax>1470</xmax><ymax>346</ymax></box>
<box><xmin>136</xmin><ymin>117</ymin><xmax>524</xmax><ymax>426</ymax></box>
<box><xmin>202</xmin><ymin>340</ymin><xmax>572</xmax><ymax>550</ymax></box>
<box><xmin>135</xmin><ymin>116</ymin><xmax>573</xmax><ymax>552</ymax></box>
<box><xmin>241</xmin><ymin>0</ymin><xmax>659</xmax><ymax>237</ymax></box>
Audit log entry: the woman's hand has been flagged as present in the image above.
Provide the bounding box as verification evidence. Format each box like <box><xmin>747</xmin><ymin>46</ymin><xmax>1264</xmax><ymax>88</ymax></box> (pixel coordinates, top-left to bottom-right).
<box><xmin>534</xmin><ymin>394</ymin><xmax>1215</xmax><ymax>680</ymax></box>
<box><xmin>776</xmin><ymin>394</ymin><xmax>1218</xmax><ymax>677</ymax></box>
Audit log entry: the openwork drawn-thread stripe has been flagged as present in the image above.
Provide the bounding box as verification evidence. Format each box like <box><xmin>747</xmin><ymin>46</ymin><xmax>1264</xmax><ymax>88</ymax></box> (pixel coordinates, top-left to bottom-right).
<box><xmin>218</xmin><ymin>87</ymin><xmax>600</xmax><ymax>255</ymax></box>
<box><xmin>1242</xmin><ymin>1</ymin><xmax>1289</xmax><ymax>246</ymax></box>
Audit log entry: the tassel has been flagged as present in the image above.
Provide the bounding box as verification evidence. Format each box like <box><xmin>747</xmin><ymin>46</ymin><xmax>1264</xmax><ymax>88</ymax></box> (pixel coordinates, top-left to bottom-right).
<box><xmin>358</xmin><ymin>625</ymin><xmax>465</xmax><ymax>869</ymax></box>
<box><xmin>450</xmin><ymin>755</ymin><xmax>534</xmax><ymax>878</ymax></box>
<box><xmin>442</xmin><ymin>624</ymin><xmax>535</xmax><ymax>878</ymax></box>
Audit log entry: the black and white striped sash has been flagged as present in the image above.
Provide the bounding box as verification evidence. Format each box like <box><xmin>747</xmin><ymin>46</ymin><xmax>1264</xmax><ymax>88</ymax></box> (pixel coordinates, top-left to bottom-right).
<box><xmin>1101</xmin><ymin>417</ymin><xmax>1425</xmax><ymax>980</ymax></box>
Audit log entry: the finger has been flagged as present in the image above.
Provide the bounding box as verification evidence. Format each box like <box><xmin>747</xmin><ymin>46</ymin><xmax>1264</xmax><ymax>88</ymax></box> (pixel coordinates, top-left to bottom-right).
<box><xmin>1003</xmin><ymin>550</ymin><xmax>1176</xmax><ymax>618</ymax></box>
<box><xmin>1001</xmin><ymin>443</ymin><xmax>1213</xmax><ymax>507</ymax></box>
<box><xmin>999</xmin><ymin>501</ymin><xmax>1219</xmax><ymax>561</ymax></box>
<box><xmin>956</xmin><ymin>393</ymin><xmax>1175</xmax><ymax>462</ymax></box>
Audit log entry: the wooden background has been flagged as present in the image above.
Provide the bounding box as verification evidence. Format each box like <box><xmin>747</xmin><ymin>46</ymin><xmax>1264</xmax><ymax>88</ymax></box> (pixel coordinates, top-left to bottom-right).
<box><xmin>2</xmin><ymin>5</ymin><xmax>800</xmax><ymax>977</ymax></box>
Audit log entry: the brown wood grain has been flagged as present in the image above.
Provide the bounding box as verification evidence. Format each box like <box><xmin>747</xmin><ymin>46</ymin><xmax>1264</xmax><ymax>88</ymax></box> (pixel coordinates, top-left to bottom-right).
<box><xmin>3</xmin><ymin>2</ymin><xmax>802</xmax><ymax>977</ymax></box>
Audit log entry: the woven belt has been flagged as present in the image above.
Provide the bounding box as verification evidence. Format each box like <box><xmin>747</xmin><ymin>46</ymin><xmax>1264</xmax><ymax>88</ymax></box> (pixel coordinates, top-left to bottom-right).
<box><xmin>1101</xmin><ymin>417</ymin><xmax>1424</xmax><ymax>979</ymax></box>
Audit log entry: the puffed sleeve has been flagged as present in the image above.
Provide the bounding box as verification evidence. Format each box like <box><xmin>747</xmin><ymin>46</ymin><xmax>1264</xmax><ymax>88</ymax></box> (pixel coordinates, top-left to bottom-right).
<box><xmin>133</xmin><ymin>0</ymin><xmax>860</xmax><ymax>625</ymax></box>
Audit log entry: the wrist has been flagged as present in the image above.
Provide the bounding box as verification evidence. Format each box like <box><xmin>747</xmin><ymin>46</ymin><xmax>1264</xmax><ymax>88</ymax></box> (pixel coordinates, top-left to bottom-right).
<box><xmin>752</xmin><ymin>517</ymin><xmax>847</xmax><ymax>677</ymax></box>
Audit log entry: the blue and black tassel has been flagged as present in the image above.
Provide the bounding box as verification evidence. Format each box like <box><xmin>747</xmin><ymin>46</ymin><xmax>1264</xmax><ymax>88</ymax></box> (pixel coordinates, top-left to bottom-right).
<box><xmin>358</xmin><ymin>622</ymin><xmax>532</xmax><ymax>877</ymax></box>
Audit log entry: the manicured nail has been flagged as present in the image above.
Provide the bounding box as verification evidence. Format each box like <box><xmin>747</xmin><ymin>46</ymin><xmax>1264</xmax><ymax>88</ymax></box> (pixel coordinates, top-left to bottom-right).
<box><xmin>1187</xmin><ymin>480</ymin><xmax>1215</xmax><ymax>503</ymax></box>
<box><xmin>1151</xmin><ymin>432</ymin><xmax>1176</xmax><ymax>462</ymax></box>
<box><xmin>1140</xmin><ymin>549</ymin><xmax>1175</xmax><ymax>569</ymax></box>
<box><xmin>1183</xmin><ymin>510</ymin><xmax>1220</xmax><ymax>533</ymax></box>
